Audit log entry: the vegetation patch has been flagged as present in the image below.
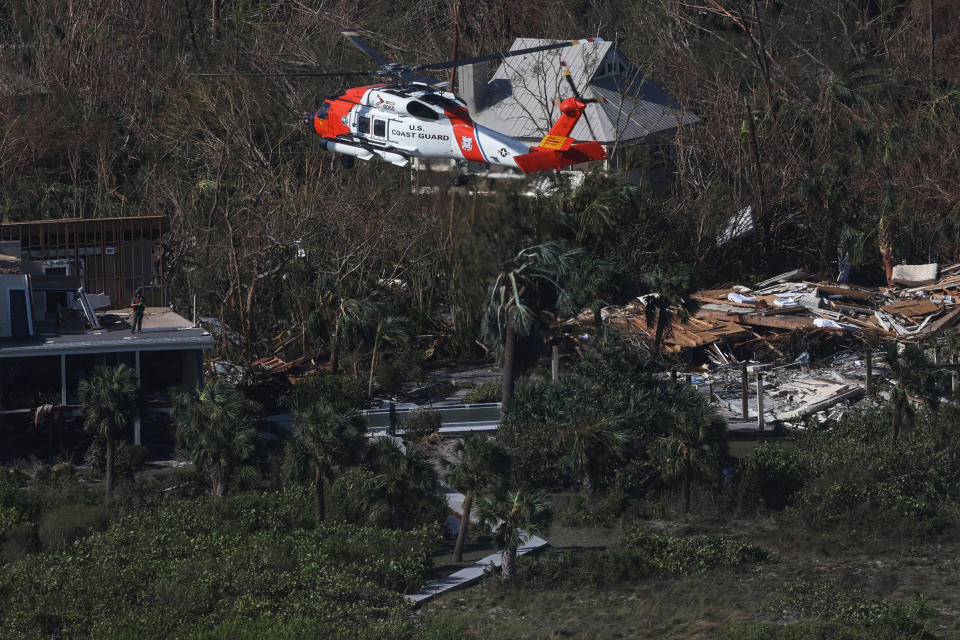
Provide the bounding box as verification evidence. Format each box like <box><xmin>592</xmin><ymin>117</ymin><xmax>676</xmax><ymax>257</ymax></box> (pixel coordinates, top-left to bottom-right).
<box><xmin>512</xmin><ymin>527</ymin><xmax>767</xmax><ymax>588</ymax></box>
<box><xmin>0</xmin><ymin>488</ymin><xmax>439</xmax><ymax>639</ymax></box>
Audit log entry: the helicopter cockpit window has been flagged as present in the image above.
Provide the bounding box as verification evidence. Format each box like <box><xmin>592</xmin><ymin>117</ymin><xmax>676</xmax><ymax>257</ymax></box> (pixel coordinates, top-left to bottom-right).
<box><xmin>420</xmin><ymin>94</ymin><xmax>461</xmax><ymax>111</ymax></box>
<box><xmin>406</xmin><ymin>101</ymin><xmax>439</xmax><ymax>120</ymax></box>
<box><xmin>316</xmin><ymin>102</ymin><xmax>331</xmax><ymax>120</ymax></box>
<box><xmin>373</xmin><ymin>119</ymin><xmax>386</xmax><ymax>137</ymax></box>
<box><xmin>357</xmin><ymin>115</ymin><xmax>370</xmax><ymax>134</ymax></box>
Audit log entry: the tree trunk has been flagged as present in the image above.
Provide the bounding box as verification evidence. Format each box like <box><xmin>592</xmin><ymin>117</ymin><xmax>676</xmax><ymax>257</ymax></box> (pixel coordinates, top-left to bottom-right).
<box><xmin>501</xmin><ymin>543</ymin><xmax>517</xmax><ymax>582</ymax></box>
<box><xmin>878</xmin><ymin>218</ymin><xmax>894</xmax><ymax>287</ymax></box>
<box><xmin>653</xmin><ymin>314</ymin><xmax>668</xmax><ymax>367</ymax></box>
<box><xmin>891</xmin><ymin>396</ymin><xmax>903</xmax><ymax>443</ymax></box>
<box><xmin>593</xmin><ymin>305</ymin><xmax>602</xmax><ymax>333</ymax></box>
<box><xmin>314</xmin><ymin>467</ymin><xmax>326</xmax><ymax>525</ymax></box>
<box><xmin>367</xmin><ymin>321</ymin><xmax>382</xmax><ymax>401</ymax></box>
<box><xmin>929</xmin><ymin>0</ymin><xmax>936</xmax><ymax>84</ymax></box>
<box><xmin>452</xmin><ymin>489</ymin><xmax>473</xmax><ymax>562</ymax></box>
<box><xmin>681</xmin><ymin>460</ymin><xmax>692</xmax><ymax>515</ymax></box>
<box><xmin>330</xmin><ymin>316</ymin><xmax>340</xmax><ymax>373</ymax></box>
<box><xmin>104</xmin><ymin>434</ymin><xmax>114</xmax><ymax>506</ymax></box>
<box><xmin>501</xmin><ymin>319</ymin><xmax>516</xmax><ymax>410</ymax></box>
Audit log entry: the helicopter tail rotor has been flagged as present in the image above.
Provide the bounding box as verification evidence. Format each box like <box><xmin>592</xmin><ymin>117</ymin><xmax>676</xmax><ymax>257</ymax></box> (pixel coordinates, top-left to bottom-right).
<box><xmin>560</xmin><ymin>61</ymin><xmax>605</xmax><ymax>141</ymax></box>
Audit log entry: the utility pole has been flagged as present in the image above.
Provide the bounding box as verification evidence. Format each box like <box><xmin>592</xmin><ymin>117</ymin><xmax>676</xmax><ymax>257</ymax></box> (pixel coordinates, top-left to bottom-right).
<box><xmin>865</xmin><ymin>349</ymin><xmax>872</xmax><ymax>391</ymax></box>
<box><xmin>756</xmin><ymin>370</ymin><xmax>764</xmax><ymax>437</ymax></box>
<box><xmin>741</xmin><ymin>362</ymin><xmax>749</xmax><ymax>418</ymax></box>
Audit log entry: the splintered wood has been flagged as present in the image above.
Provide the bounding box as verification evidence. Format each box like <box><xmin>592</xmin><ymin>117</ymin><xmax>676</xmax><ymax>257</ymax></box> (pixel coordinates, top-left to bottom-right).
<box><xmin>569</xmin><ymin>268</ymin><xmax>960</xmax><ymax>361</ymax></box>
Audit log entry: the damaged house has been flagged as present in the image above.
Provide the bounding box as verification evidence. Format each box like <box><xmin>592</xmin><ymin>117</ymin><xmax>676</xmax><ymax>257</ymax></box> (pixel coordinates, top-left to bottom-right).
<box><xmin>0</xmin><ymin>224</ymin><xmax>213</xmax><ymax>449</ymax></box>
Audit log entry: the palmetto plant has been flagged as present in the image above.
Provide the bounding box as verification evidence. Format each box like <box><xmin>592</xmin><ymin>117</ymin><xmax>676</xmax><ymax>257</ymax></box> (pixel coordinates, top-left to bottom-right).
<box><xmin>370</xmin><ymin>438</ymin><xmax>439</xmax><ymax>529</ymax></box>
<box><xmin>475</xmin><ymin>488</ymin><xmax>551</xmax><ymax>582</ymax></box>
<box><xmin>172</xmin><ymin>380</ymin><xmax>260</xmax><ymax>496</ymax></box>
<box><xmin>884</xmin><ymin>342</ymin><xmax>938</xmax><ymax>443</ymax></box>
<box><xmin>78</xmin><ymin>365</ymin><xmax>139</xmax><ymax>505</ymax></box>
<box><xmin>640</xmin><ymin>264</ymin><xmax>699</xmax><ymax>366</ymax></box>
<box><xmin>652</xmin><ymin>384</ymin><xmax>727</xmax><ymax>514</ymax></box>
<box><xmin>289</xmin><ymin>397</ymin><xmax>366</xmax><ymax>524</ymax></box>
<box><xmin>481</xmin><ymin>241</ymin><xmax>580</xmax><ymax>408</ymax></box>
<box><xmin>557</xmin><ymin>414</ymin><xmax>631</xmax><ymax>494</ymax></box>
<box><xmin>444</xmin><ymin>435</ymin><xmax>512</xmax><ymax>562</ymax></box>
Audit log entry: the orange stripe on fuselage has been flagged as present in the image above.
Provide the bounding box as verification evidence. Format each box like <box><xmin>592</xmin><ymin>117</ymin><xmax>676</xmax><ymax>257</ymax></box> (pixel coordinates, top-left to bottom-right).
<box><xmin>445</xmin><ymin>106</ymin><xmax>487</xmax><ymax>164</ymax></box>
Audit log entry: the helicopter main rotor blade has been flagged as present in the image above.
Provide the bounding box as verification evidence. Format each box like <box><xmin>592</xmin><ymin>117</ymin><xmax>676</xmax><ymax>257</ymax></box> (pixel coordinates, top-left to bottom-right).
<box><xmin>189</xmin><ymin>71</ymin><xmax>371</xmax><ymax>77</ymax></box>
<box><xmin>413</xmin><ymin>37</ymin><xmax>603</xmax><ymax>72</ymax></box>
<box><xmin>342</xmin><ymin>30</ymin><xmax>388</xmax><ymax>66</ymax></box>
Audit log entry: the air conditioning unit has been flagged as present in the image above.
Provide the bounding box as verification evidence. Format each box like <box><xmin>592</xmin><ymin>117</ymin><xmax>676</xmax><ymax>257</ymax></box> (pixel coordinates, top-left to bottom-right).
<box><xmin>105</xmin><ymin>246</ymin><xmax>116</xmax><ymax>255</ymax></box>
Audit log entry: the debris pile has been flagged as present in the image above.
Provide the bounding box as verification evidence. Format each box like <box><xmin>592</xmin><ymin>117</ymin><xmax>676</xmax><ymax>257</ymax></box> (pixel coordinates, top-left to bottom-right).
<box><xmin>575</xmin><ymin>263</ymin><xmax>960</xmax><ymax>363</ymax></box>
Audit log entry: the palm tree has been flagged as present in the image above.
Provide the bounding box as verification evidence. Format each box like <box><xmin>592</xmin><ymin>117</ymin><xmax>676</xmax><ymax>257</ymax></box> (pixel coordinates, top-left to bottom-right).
<box><xmin>172</xmin><ymin>380</ymin><xmax>260</xmax><ymax>496</ymax></box>
<box><xmin>884</xmin><ymin>342</ymin><xmax>937</xmax><ymax>442</ymax></box>
<box><xmin>475</xmin><ymin>488</ymin><xmax>551</xmax><ymax>582</ymax></box>
<box><xmin>640</xmin><ymin>264</ymin><xmax>699</xmax><ymax>366</ymax></box>
<box><xmin>557</xmin><ymin>414</ymin><xmax>631</xmax><ymax>493</ymax></box>
<box><xmin>370</xmin><ymin>438</ymin><xmax>439</xmax><ymax>529</ymax></box>
<box><xmin>567</xmin><ymin>252</ymin><xmax>629</xmax><ymax>333</ymax></box>
<box><xmin>328</xmin><ymin>296</ymin><xmax>381</xmax><ymax>375</ymax></box>
<box><xmin>290</xmin><ymin>398</ymin><xmax>366</xmax><ymax>524</ymax></box>
<box><xmin>367</xmin><ymin>313</ymin><xmax>410</xmax><ymax>400</ymax></box>
<box><xmin>78</xmin><ymin>364</ymin><xmax>139</xmax><ymax>505</ymax></box>
<box><xmin>444</xmin><ymin>436</ymin><xmax>512</xmax><ymax>562</ymax></box>
<box><xmin>481</xmin><ymin>242</ymin><xmax>580</xmax><ymax>409</ymax></box>
<box><xmin>652</xmin><ymin>385</ymin><xmax>727</xmax><ymax>514</ymax></box>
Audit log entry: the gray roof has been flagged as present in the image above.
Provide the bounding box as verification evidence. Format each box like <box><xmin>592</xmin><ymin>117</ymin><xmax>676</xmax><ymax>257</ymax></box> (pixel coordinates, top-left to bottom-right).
<box><xmin>471</xmin><ymin>38</ymin><xmax>698</xmax><ymax>145</ymax></box>
<box><xmin>0</xmin><ymin>326</ymin><xmax>214</xmax><ymax>357</ymax></box>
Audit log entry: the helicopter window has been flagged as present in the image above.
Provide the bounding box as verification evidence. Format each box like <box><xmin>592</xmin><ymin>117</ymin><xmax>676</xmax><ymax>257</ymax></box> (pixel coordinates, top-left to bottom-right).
<box><xmin>373</xmin><ymin>119</ymin><xmax>386</xmax><ymax>137</ymax></box>
<box><xmin>316</xmin><ymin>101</ymin><xmax>331</xmax><ymax>120</ymax></box>
<box><xmin>419</xmin><ymin>94</ymin><xmax>461</xmax><ymax>111</ymax></box>
<box><xmin>357</xmin><ymin>115</ymin><xmax>370</xmax><ymax>134</ymax></box>
<box><xmin>406</xmin><ymin>101</ymin><xmax>439</xmax><ymax>120</ymax></box>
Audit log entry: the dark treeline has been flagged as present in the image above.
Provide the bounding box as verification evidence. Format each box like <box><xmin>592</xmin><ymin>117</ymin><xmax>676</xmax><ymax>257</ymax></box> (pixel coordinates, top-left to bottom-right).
<box><xmin>2</xmin><ymin>0</ymin><xmax>959</xmax><ymax>366</ymax></box>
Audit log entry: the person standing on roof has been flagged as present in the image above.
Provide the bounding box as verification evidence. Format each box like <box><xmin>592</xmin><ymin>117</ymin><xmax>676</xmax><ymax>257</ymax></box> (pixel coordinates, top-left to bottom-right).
<box><xmin>131</xmin><ymin>288</ymin><xmax>145</xmax><ymax>334</ymax></box>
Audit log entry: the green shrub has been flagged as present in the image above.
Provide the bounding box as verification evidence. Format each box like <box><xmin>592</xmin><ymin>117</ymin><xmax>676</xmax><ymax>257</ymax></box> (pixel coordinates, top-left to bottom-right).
<box><xmin>287</xmin><ymin>374</ymin><xmax>366</xmax><ymax>412</ymax></box>
<box><xmin>114</xmin><ymin>444</ymin><xmax>148</xmax><ymax>477</ymax></box>
<box><xmin>375</xmin><ymin>347</ymin><xmax>425</xmax><ymax>394</ymax></box>
<box><xmin>463</xmin><ymin>379</ymin><xmax>501</xmax><ymax>404</ymax></box>
<box><xmin>402</xmin><ymin>409</ymin><xmax>442</xmax><ymax>445</ymax></box>
<box><xmin>723</xmin><ymin>622</ymin><xmax>859</xmax><ymax>640</ymax></box>
<box><xmin>0</xmin><ymin>505</ymin><xmax>18</xmax><ymax>541</ymax></box>
<box><xmin>788</xmin><ymin>405</ymin><xmax>960</xmax><ymax>536</ymax></box>
<box><xmin>1</xmin><ymin>521</ymin><xmax>38</xmax><ymax>562</ymax></box>
<box><xmin>514</xmin><ymin>527</ymin><xmax>767</xmax><ymax>588</ymax></box>
<box><xmin>0</xmin><ymin>490</ymin><xmax>439</xmax><ymax>639</ymax></box>
<box><xmin>757</xmin><ymin>580</ymin><xmax>938</xmax><ymax>639</ymax></box>
<box><xmin>327</xmin><ymin>468</ymin><xmax>386</xmax><ymax>527</ymax></box>
<box><xmin>37</xmin><ymin>504</ymin><xmax>111</xmax><ymax>552</ymax></box>
<box><xmin>735</xmin><ymin>443</ymin><xmax>805</xmax><ymax>511</ymax></box>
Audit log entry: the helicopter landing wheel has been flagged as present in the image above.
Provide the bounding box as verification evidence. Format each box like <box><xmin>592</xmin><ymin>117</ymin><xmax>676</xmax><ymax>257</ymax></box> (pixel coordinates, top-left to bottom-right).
<box><xmin>452</xmin><ymin>173</ymin><xmax>469</xmax><ymax>187</ymax></box>
<box><xmin>339</xmin><ymin>155</ymin><xmax>355</xmax><ymax>169</ymax></box>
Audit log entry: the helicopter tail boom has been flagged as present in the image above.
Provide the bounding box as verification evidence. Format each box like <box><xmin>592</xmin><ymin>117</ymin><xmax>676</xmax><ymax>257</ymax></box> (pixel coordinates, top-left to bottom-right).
<box><xmin>513</xmin><ymin>141</ymin><xmax>605</xmax><ymax>173</ymax></box>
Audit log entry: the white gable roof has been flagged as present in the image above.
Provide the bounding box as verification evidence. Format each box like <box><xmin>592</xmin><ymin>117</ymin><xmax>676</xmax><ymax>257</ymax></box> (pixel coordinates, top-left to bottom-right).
<box><xmin>471</xmin><ymin>38</ymin><xmax>698</xmax><ymax>144</ymax></box>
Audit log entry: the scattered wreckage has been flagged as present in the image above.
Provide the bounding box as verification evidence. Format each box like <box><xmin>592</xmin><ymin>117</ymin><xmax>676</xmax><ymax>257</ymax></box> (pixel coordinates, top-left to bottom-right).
<box><xmin>567</xmin><ymin>263</ymin><xmax>960</xmax><ymax>429</ymax></box>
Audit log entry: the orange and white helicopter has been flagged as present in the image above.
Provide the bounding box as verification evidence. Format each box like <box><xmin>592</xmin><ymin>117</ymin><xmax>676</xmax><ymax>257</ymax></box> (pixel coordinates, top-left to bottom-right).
<box><xmin>200</xmin><ymin>31</ymin><xmax>607</xmax><ymax>184</ymax></box>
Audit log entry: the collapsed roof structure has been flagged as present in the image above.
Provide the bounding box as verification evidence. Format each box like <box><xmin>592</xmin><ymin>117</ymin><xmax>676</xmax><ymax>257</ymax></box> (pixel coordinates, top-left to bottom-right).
<box><xmin>568</xmin><ymin>263</ymin><xmax>960</xmax><ymax>364</ymax></box>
